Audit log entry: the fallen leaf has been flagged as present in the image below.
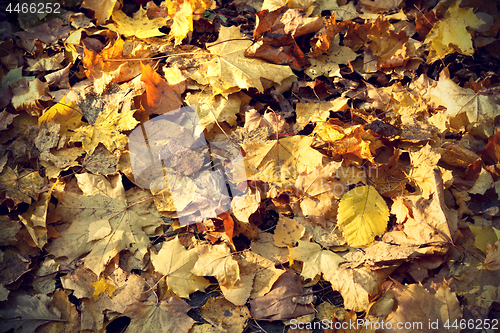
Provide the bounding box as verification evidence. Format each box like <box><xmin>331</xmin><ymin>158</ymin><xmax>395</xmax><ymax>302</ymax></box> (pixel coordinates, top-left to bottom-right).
<box><xmin>122</xmin><ymin>297</ymin><xmax>195</xmax><ymax>333</ymax></box>
<box><xmin>0</xmin><ymin>293</ymin><xmax>63</xmax><ymax>333</ymax></box>
<box><xmin>105</xmin><ymin>7</ymin><xmax>167</xmax><ymax>39</ymax></box>
<box><xmin>203</xmin><ymin>26</ymin><xmax>295</xmax><ymax>94</ymax></box>
<box><xmin>273</xmin><ymin>215</ymin><xmax>306</xmax><ymax>247</ymax></box>
<box><xmin>249</xmin><ymin>270</ymin><xmax>315</xmax><ymax>320</ymax></box>
<box><xmin>424</xmin><ymin>2</ymin><xmax>484</xmax><ymax>63</ymax></box>
<box><xmin>49</xmin><ymin>174</ymin><xmax>163</xmax><ymax>277</ymax></box>
<box><xmin>383</xmin><ymin>281</ymin><xmax>461</xmax><ymax>333</ymax></box>
<box><xmin>68</xmin><ymin>104</ymin><xmax>139</xmax><ymax>155</ymax></box>
<box><xmin>0</xmin><ymin>167</ymin><xmax>45</xmax><ymax>209</ymax></box>
<box><xmin>150</xmin><ymin>236</ymin><xmax>210</xmax><ymax>298</ymax></box>
<box><xmin>483</xmin><ymin>240</ymin><xmax>500</xmax><ymax>271</ymax></box>
<box><xmin>337</xmin><ymin>185</ymin><xmax>389</xmax><ymax>247</ymax></box>
<box><xmin>200</xmin><ymin>297</ymin><xmax>250</xmax><ymax>333</ymax></box>
<box><xmin>81</xmin><ymin>0</ymin><xmax>118</xmax><ymax>25</ymax></box>
<box><xmin>233</xmin><ymin>135</ymin><xmax>324</xmax><ymax>188</ymax></box>
<box><xmin>289</xmin><ymin>240</ymin><xmax>345</xmax><ymax>281</ymax></box>
<box><xmin>192</xmin><ymin>243</ymin><xmax>240</xmax><ymax>287</ymax></box>
<box><xmin>167</xmin><ymin>0</ymin><xmax>214</xmax><ymax>45</ymax></box>
<box><xmin>140</xmin><ymin>62</ymin><xmax>185</xmax><ymax>115</ymax></box>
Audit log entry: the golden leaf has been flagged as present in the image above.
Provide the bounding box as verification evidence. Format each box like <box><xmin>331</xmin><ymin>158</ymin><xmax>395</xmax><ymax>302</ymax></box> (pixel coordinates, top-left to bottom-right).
<box><xmin>337</xmin><ymin>185</ymin><xmax>389</xmax><ymax>247</ymax></box>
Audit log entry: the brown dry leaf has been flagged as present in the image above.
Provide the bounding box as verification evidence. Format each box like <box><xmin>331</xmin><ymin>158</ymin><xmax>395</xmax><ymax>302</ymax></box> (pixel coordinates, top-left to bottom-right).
<box><xmin>383</xmin><ymin>169</ymin><xmax>458</xmax><ymax>247</ymax></box>
<box><xmin>359</xmin><ymin>0</ymin><xmax>403</xmax><ymax>13</ymax></box>
<box><xmin>369</xmin><ymin>148</ymin><xmax>407</xmax><ymax>198</ymax></box>
<box><xmin>122</xmin><ymin>297</ymin><xmax>195</xmax><ymax>333</ymax></box>
<box><xmin>0</xmin><ymin>293</ymin><xmax>63</xmax><ymax>332</ymax></box>
<box><xmin>18</xmin><ymin>192</ymin><xmax>50</xmax><ymax>249</ymax></box>
<box><xmin>0</xmin><ymin>110</ymin><xmax>18</xmax><ymax>131</ymax></box>
<box><xmin>219</xmin><ymin>254</ymin><xmax>255</xmax><ymax>305</ymax></box>
<box><xmin>245</xmin><ymin>5</ymin><xmax>310</xmax><ymax>70</ymax></box>
<box><xmin>310</xmin><ymin>13</ymin><xmax>350</xmax><ymax>57</ymax></box>
<box><xmin>249</xmin><ymin>270</ymin><xmax>315</xmax><ymax>320</ymax></box>
<box><xmin>150</xmin><ymin>236</ymin><xmax>210</xmax><ymax>298</ymax></box>
<box><xmin>231</xmin><ymin>191</ymin><xmax>261</xmax><ymax>223</ymax></box>
<box><xmin>364</xmin><ymin>17</ymin><xmax>409</xmax><ymax>71</ymax></box>
<box><xmin>455</xmin><ymin>259</ymin><xmax>500</xmax><ymax>309</ymax></box>
<box><xmin>381</xmin><ymin>281</ymin><xmax>462</xmax><ymax>333</ymax></box>
<box><xmin>328</xmin><ymin>266</ymin><xmax>392</xmax><ymax>312</ymax></box>
<box><xmin>200</xmin><ymin>297</ymin><xmax>250</xmax><ymax>333</ymax></box>
<box><xmin>49</xmin><ymin>174</ymin><xmax>163</xmax><ymax>277</ymax></box>
<box><xmin>251</xmin><ymin>231</ymin><xmax>290</xmax><ymax>264</ymax></box>
<box><xmin>192</xmin><ymin>243</ymin><xmax>240</xmax><ymax>287</ymax></box>
<box><xmin>37</xmin><ymin>289</ymin><xmax>81</xmax><ymax>333</ymax></box>
<box><xmin>483</xmin><ymin>240</ymin><xmax>500</xmax><ymax>271</ymax></box>
<box><xmin>203</xmin><ymin>26</ymin><xmax>295</xmax><ymax>94</ymax></box>
<box><xmin>0</xmin><ymin>216</ymin><xmax>22</xmax><ymax>246</ymax></box>
<box><xmin>294</xmin><ymin>161</ymin><xmax>343</xmax><ymax>226</ymax></box>
<box><xmin>409</xmin><ymin>144</ymin><xmax>441</xmax><ymax>199</ymax></box>
<box><xmin>306</xmin><ymin>38</ymin><xmax>358</xmax><ymax>79</ymax></box>
<box><xmin>60</xmin><ymin>267</ymin><xmax>97</xmax><ymax>300</ymax></box>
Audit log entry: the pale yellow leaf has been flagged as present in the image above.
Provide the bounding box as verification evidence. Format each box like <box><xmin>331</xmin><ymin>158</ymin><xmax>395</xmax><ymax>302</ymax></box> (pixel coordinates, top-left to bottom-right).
<box><xmin>337</xmin><ymin>185</ymin><xmax>389</xmax><ymax>247</ymax></box>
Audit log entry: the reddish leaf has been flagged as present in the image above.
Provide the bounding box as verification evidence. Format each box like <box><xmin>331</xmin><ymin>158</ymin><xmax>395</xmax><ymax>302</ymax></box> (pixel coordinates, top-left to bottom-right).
<box><xmin>139</xmin><ymin>62</ymin><xmax>185</xmax><ymax>115</ymax></box>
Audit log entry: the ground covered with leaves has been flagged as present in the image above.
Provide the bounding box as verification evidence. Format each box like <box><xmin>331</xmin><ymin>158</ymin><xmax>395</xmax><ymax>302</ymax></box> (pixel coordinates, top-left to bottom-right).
<box><xmin>1</xmin><ymin>0</ymin><xmax>500</xmax><ymax>332</ymax></box>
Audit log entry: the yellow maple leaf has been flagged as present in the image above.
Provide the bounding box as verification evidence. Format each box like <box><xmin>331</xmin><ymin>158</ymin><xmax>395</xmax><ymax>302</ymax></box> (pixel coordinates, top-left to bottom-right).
<box><xmin>81</xmin><ymin>0</ymin><xmax>118</xmax><ymax>25</ymax></box>
<box><xmin>409</xmin><ymin>144</ymin><xmax>441</xmax><ymax>199</ymax></box>
<box><xmin>424</xmin><ymin>2</ymin><xmax>484</xmax><ymax>63</ymax></box>
<box><xmin>233</xmin><ymin>135</ymin><xmax>324</xmax><ymax>188</ymax></box>
<box><xmin>469</xmin><ymin>225</ymin><xmax>499</xmax><ymax>254</ymax></box>
<box><xmin>203</xmin><ymin>26</ymin><xmax>295</xmax><ymax>94</ymax></box>
<box><xmin>314</xmin><ymin>123</ymin><xmax>374</xmax><ymax>162</ymax></box>
<box><xmin>48</xmin><ymin>174</ymin><xmax>164</xmax><ymax>277</ymax></box>
<box><xmin>122</xmin><ymin>297</ymin><xmax>195</xmax><ymax>333</ymax></box>
<box><xmin>0</xmin><ymin>167</ymin><xmax>45</xmax><ymax>208</ymax></box>
<box><xmin>428</xmin><ymin>72</ymin><xmax>500</xmax><ymax>137</ymax></box>
<box><xmin>150</xmin><ymin>236</ymin><xmax>210</xmax><ymax>298</ymax></box>
<box><xmin>39</xmin><ymin>95</ymin><xmax>86</xmax><ymax>136</ymax></box>
<box><xmin>92</xmin><ymin>277</ymin><xmax>116</xmax><ymax>301</ymax></box>
<box><xmin>288</xmin><ymin>240</ymin><xmax>344</xmax><ymax>281</ymax></box>
<box><xmin>68</xmin><ymin>105</ymin><xmax>139</xmax><ymax>155</ymax></box>
<box><xmin>185</xmin><ymin>91</ymin><xmax>241</xmax><ymax>131</ymax></box>
<box><xmin>337</xmin><ymin>185</ymin><xmax>389</xmax><ymax>247</ymax></box>
<box><xmin>273</xmin><ymin>215</ymin><xmax>305</xmax><ymax>247</ymax></box>
<box><xmin>105</xmin><ymin>7</ymin><xmax>167</xmax><ymax>39</ymax></box>
<box><xmin>166</xmin><ymin>0</ymin><xmax>214</xmax><ymax>45</ymax></box>
<box><xmin>191</xmin><ymin>243</ymin><xmax>240</xmax><ymax>287</ymax></box>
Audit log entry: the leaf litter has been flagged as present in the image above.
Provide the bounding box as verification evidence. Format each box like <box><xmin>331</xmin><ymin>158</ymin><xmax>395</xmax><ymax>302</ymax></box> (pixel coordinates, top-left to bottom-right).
<box><xmin>0</xmin><ymin>0</ymin><xmax>500</xmax><ymax>332</ymax></box>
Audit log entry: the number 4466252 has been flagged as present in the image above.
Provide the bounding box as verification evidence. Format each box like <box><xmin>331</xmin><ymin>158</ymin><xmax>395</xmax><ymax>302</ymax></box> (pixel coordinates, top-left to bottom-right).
<box><xmin>5</xmin><ymin>2</ymin><xmax>61</xmax><ymax>14</ymax></box>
